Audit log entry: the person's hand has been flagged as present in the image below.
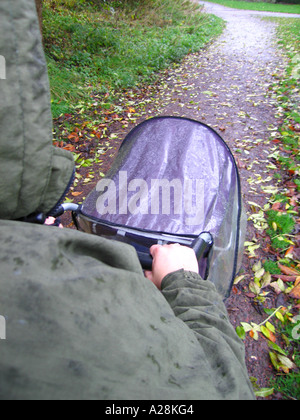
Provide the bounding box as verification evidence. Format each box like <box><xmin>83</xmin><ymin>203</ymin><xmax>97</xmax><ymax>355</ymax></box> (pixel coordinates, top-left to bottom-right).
<box><xmin>144</xmin><ymin>243</ymin><xmax>199</xmax><ymax>290</ymax></box>
<box><xmin>44</xmin><ymin>217</ymin><xmax>63</xmax><ymax>228</ymax></box>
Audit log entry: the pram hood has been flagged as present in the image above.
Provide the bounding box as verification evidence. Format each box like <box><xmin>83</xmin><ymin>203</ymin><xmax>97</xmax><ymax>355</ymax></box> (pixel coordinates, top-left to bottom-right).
<box><xmin>0</xmin><ymin>0</ymin><xmax>74</xmax><ymax>220</ymax></box>
<box><xmin>82</xmin><ymin>117</ymin><xmax>239</xmax><ymax>235</ymax></box>
<box><xmin>80</xmin><ymin>117</ymin><xmax>246</xmax><ymax>297</ymax></box>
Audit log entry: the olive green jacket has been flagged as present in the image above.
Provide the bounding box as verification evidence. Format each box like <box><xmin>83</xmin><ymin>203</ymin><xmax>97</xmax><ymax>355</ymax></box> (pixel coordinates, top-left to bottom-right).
<box><xmin>0</xmin><ymin>0</ymin><xmax>74</xmax><ymax>220</ymax></box>
<box><xmin>0</xmin><ymin>0</ymin><xmax>255</xmax><ymax>400</ymax></box>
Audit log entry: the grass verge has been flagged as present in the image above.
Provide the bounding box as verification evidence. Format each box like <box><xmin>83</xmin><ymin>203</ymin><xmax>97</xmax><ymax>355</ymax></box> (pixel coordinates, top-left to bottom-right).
<box><xmin>237</xmin><ymin>17</ymin><xmax>300</xmax><ymax>400</ymax></box>
<box><xmin>43</xmin><ymin>0</ymin><xmax>224</xmax><ymax>118</ymax></box>
<box><xmin>268</xmin><ymin>18</ymin><xmax>300</xmax><ymax>399</ymax></box>
<box><xmin>199</xmin><ymin>0</ymin><xmax>300</xmax><ymax>14</ymax></box>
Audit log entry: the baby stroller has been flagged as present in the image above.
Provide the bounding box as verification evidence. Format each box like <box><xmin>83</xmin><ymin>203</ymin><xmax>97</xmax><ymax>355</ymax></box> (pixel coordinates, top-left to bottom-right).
<box><xmin>58</xmin><ymin>117</ymin><xmax>246</xmax><ymax>299</ymax></box>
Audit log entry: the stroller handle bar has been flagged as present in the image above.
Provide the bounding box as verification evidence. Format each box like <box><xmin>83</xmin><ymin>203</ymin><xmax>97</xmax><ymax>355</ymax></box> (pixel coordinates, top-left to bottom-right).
<box><xmin>61</xmin><ymin>203</ymin><xmax>80</xmax><ymax>213</ymax></box>
<box><xmin>52</xmin><ymin>204</ymin><xmax>213</xmax><ymax>273</ymax></box>
<box><xmin>192</xmin><ymin>232</ymin><xmax>213</xmax><ymax>260</ymax></box>
<box><xmin>51</xmin><ymin>203</ymin><xmax>80</xmax><ymax>217</ymax></box>
<box><xmin>137</xmin><ymin>232</ymin><xmax>213</xmax><ymax>271</ymax></box>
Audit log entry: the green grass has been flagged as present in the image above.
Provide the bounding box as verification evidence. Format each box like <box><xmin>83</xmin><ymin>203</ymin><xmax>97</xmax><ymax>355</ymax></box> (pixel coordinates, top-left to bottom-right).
<box><xmin>263</xmin><ymin>260</ymin><xmax>281</xmax><ymax>275</ymax></box>
<box><xmin>43</xmin><ymin>0</ymin><xmax>224</xmax><ymax>118</ymax></box>
<box><xmin>270</xmin><ymin>323</ymin><xmax>300</xmax><ymax>400</ymax></box>
<box><xmin>276</xmin><ymin>18</ymin><xmax>300</xmax><ymax>75</ymax></box>
<box><xmin>200</xmin><ymin>0</ymin><xmax>300</xmax><ymax>14</ymax></box>
<box><xmin>266</xmin><ymin>210</ymin><xmax>295</xmax><ymax>250</ymax></box>
<box><xmin>272</xmin><ymin>18</ymin><xmax>300</xmax><ymax>183</ymax></box>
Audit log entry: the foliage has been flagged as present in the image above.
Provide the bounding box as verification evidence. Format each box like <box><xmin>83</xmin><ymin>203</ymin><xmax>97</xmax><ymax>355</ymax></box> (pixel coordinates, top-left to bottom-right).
<box><xmin>43</xmin><ymin>0</ymin><xmax>224</xmax><ymax>117</ymax></box>
<box><xmin>270</xmin><ymin>320</ymin><xmax>300</xmax><ymax>400</ymax></box>
<box><xmin>264</xmin><ymin>259</ymin><xmax>282</xmax><ymax>275</ymax></box>
<box><xmin>266</xmin><ymin>210</ymin><xmax>296</xmax><ymax>249</ymax></box>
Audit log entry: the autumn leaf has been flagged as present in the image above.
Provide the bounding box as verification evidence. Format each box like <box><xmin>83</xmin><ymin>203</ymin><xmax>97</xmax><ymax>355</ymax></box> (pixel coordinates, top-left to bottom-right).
<box><xmin>268</xmin><ymin>341</ymin><xmax>287</xmax><ymax>356</ymax></box>
<box><xmin>284</xmin><ymin>245</ymin><xmax>294</xmax><ymax>257</ymax></box>
<box><xmin>249</xmin><ymin>328</ymin><xmax>260</xmax><ymax>341</ymax></box>
<box><xmin>255</xmin><ymin>267</ymin><xmax>265</xmax><ymax>279</ymax></box>
<box><xmin>261</xmin><ymin>325</ymin><xmax>276</xmax><ymax>343</ymax></box>
<box><xmin>273</xmin><ymin>274</ymin><xmax>297</xmax><ymax>283</ymax></box>
<box><xmin>234</xmin><ymin>274</ymin><xmax>245</xmax><ymax>285</ymax></box>
<box><xmin>275</xmin><ymin>311</ymin><xmax>285</xmax><ymax>323</ymax></box>
<box><xmin>277</xmin><ymin>354</ymin><xmax>296</xmax><ymax>373</ymax></box>
<box><xmin>252</xmin><ymin>261</ymin><xmax>262</xmax><ymax>272</ymax></box>
<box><xmin>254</xmin><ymin>388</ymin><xmax>274</xmax><ymax>398</ymax></box>
<box><xmin>270</xmin><ymin>279</ymin><xmax>286</xmax><ymax>294</ymax></box>
<box><xmin>249</xmin><ymin>281</ymin><xmax>261</xmax><ymax>295</ymax></box>
<box><xmin>261</xmin><ymin>272</ymin><xmax>272</xmax><ymax>288</ymax></box>
<box><xmin>269</xmin><ymin>352</ymin><xmax>281</xmax><ymax>371</ymax></box>
<box><xmin>278</xmin><ymin>263</ymin><xmax>300</xmax><ymax>276</ymax></box>
<box><xmin>63</xmin><ymin>144</ymin><xmax>75</xmax><ymax>152</ymax></box>
<box><xmin>249</xmin><ymin>329</ymin><xmax>255</xmax><ymax>339</ymax></box>
<box><xmin>289</xmin><ymin>277</ymin><xmax>300</xmax><ymax>299</ymax></box>
<box><xmin>266</xmin><ymin>322</ymin><xmax>275</xmax><ymax>333</ymax></box>
<box><xmin>68</xmin><ymin>132</ymin><xmax>80</xmax><ymax>142</ymax></box>
<box><xmin>272</xmin><ymin>202</ymin><xmax>282</xmax><ymax>211</ymax></box>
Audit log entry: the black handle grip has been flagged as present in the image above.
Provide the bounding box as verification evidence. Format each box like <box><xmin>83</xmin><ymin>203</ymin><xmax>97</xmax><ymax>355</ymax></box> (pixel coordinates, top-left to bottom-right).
<box><xmin>137</xmin><ymin>251</ymin><xmax>153</xmax><ymax>271</ymax></box>
<box><xmin>138</xmin><ymin>233</ymin><xmax>213</xmax><ymax>271</ymax></box>
<box><xmin>192</xmin><ymin>232</ymin><xmax>213</xmax><ymax>260</ymax></box>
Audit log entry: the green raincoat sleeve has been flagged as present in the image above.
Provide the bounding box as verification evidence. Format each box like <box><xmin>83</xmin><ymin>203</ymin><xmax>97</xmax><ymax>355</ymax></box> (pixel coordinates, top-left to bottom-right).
<box><xmin>0</xmin><ymin>0</ymin><xmax>255</xmax><ymax>401</ymax></box>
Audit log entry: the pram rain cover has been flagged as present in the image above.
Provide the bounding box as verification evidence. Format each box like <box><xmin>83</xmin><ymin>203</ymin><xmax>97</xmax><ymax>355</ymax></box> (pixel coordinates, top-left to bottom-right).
<box><xmin>78</xmin><ymin>117</ymin><xmax>246</xmax><ymax>298</ymax></box>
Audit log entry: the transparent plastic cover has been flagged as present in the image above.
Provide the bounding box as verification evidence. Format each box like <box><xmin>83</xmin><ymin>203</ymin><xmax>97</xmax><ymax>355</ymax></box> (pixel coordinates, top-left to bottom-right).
<box><xmin>80</xmin><ymin>117</ymin><xmax>245</xmax><ymax>297</ymax></box>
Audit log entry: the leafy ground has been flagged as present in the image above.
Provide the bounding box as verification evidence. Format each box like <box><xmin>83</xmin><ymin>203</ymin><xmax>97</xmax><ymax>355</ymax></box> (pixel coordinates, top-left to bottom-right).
<box><xmin>48</xmin><ymin>1</ymin><xmax>300</xmax><ymax>399</ymax></box>
<box><xmin>248</xmin><ymin>16</ymin><xmax>300</xmax><ymax>399</ymax></box>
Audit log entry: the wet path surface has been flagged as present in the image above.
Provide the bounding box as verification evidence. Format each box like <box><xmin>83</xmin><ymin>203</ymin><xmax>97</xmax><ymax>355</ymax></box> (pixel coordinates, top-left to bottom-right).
<box><xmin>152</xmin><ymin>2</ymin><xmax>286</xmax><ymax>204</ymax></box>
<box><xmin>155</xmin><ymin>2</ymin><xmax>284</xmax><ymax>130</ymax></box>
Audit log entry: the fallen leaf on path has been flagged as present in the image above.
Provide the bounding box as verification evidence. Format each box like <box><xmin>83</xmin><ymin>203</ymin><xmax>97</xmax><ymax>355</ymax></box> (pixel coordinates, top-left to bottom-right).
<box><xmin>234</xmin><ymin>274</ymin><xmax>245</xmax><ymax>285</ymax></box>
<box><xmin>273</xmin><ymin>274</ymin><xmax>297</xmax><ymax>283</ymax></box>
<box><xmin>271</xmin><ymin>202</ymin><xmax>282</xmax><ymax>211</ymax></box>
<box><xmin>284</xmin><ymin>245</ymin><xmax>294</xmax><ymax>257</ymax></box>
<box><xmin>261</xmin><ymin>325</ymin><xmax>276</xmax><ymax>343</ymax></box>
<box><xmin>63</xmin><ymin>144</ymin><xmax>75</xmax><ymax>152</ymax></box>
<box><xmin>289</xmin><ymin>277</ymin><xmax>300</xmax><ymax>299</ymax></box>
<box><xmin>270</xmin><ymin>279</ymin><xmax>286</xmax><ymax>295</ymax></box>
<box><xmin>278</xmin><ymin>263</ymin><xmax>300</xmax><ymax>276</ymax></box>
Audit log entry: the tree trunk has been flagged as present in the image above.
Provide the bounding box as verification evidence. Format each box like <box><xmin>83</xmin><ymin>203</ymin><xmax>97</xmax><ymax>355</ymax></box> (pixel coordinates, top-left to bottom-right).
<box><xmin>35</xmin><ymin>0</ymin><xmax>43</xmax><ymax>37</ymax></box>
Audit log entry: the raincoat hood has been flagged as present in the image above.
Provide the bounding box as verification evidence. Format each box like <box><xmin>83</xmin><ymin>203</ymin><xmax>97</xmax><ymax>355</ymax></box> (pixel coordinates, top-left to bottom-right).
<box><xmin>0</xmin><ymin>0</ymin><xmax>74</xmax><ymax>220</ymax></box>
